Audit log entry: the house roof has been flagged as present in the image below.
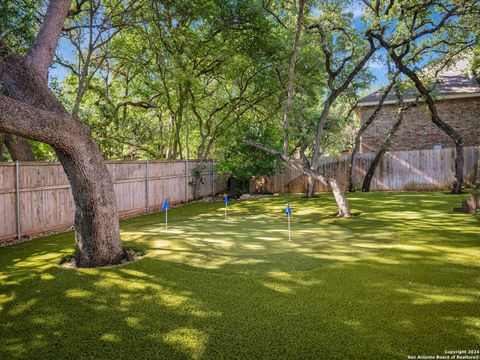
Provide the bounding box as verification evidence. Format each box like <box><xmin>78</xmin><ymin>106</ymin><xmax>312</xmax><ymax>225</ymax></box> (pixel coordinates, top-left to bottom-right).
<box><xmin>357</xmin><ymin>75</ymin><xmax>480</xmax><ymax>107</ymax></box>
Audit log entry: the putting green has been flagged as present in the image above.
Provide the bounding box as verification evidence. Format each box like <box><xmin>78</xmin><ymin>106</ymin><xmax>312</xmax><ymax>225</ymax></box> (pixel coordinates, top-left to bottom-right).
<box><xmin>1</xmin><ymin>193</ymin><xmax>478</xmax><ymax>360</ymax></box>
<box><xmin>122</xmin><ymin>212</ymin><xmax>395</xmax><ymax>273</ymax></box>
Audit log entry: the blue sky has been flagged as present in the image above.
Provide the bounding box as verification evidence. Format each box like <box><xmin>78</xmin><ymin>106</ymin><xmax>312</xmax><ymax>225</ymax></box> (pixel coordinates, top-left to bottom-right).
<box><xmin>50</xmin><ymin>38</ymin><xmax>76</xmax><ymax>83</ymax></box>
<box><xmin>308</xmin><ymin>0</ymin><xmax>389</xmax><ymax>90</ymax></box>
<box><xmin>348</xmin><ymin>1</ymin><xmax>389</xmax><ymax>89</ymax></box>
<box><xmin>367</xmin><ymin>62</ymin><xmax>389</xmax><ymax>88</ymax></box>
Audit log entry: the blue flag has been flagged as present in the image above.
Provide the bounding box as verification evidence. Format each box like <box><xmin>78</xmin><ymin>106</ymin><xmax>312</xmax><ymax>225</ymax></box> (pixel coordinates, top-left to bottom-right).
<box><xmin>284</xmin><ymin>202</ymin><xmax>291</xmax><ymax>216</ymax></box>
<box><xmin>162</xmin><ymin>199</ymin><xmax>169</xmax><ymax>211</ymax></box>
<box><xmin>224</xmin><ymin>195</ymin><xmax>229</xmax><ymax>205</ymax></box>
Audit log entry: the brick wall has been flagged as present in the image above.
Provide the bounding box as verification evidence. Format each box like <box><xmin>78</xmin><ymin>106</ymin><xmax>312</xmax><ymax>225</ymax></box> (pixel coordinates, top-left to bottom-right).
<box><xmin>359</xmin><ymin>97</ymin><xmax>480</xmax><ymax>152</ymax></box>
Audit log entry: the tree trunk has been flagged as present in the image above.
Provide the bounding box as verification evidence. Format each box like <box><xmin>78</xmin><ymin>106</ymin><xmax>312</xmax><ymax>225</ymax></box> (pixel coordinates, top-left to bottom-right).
<box><xmin>306</xmin><ymin>174</ymin><xmax>316</xmax><ymax>197</ymax></box>
<box><xmin>362</xmin><ymin>92</ymin><xmax>406</xmax><ymax>192</ymax></box>
<box><xmin>172</xmin><ymin>113</ymin><xmax>182</xmax><ymax>159</ymax></box>
<box><xmin>0</xmin><ymin>53</ymin><xmax>124</xmax><ymax>267</ymax></box>
<box><xmin>348</xmin><ymin>73</ymin><xmax>399</xmax><ymax>192</ymax></box>
<box><xmin>0</xmin><ymin>135</ymin><xmax>4</xmax><ymax>161</ymax></box>
<box><xmin>192</xmin><ymin>157</ymin><xmax>206</xmax><ymax>200</ymax></box>
<box><xmin>71</xmin><ymin>42</ymin><xmax>94</xmax><ymax>116</ymax></box>
<box><xmin>383</xmin><ymin>47</ymin><xmax>464</xmax><ymax>193</ymax></box>
<box><xmin>59</xmin><ymin>137</ymin><xmax>124</xmax><ymax>267</ymax></box>
<box><xmin>282</xmin><ymin>0</ymin><xmax>304</xmax><ymax>157</ymax></box>
<box><xmin>303</xmin><ymin>165</ymin><xmax>351</xmax><ymax>216</ymax></box>
<box><xmin>244</xmin><ymin>138</ymin><xmax>353</xmax><ymax>218</ymax></box>
<box><xmin>326</xmin><ymin>178</ymin><xmax>352</xmax><ymax>217</ymax></box>
<box><xmin>452</xmin><ymin>145</ymin><xmax>464</xmax><ymax>194</ymax></box>
<box><xmin>348</xmin><ymin>138</ymin><xmax>360</xmax><ymax>192</ymax></box>
<box><xmin>3</xmin><ymin>134</ymin><xmax>36</xmax><ymax>161</ymax></box>
<box><xmin>362</xmin><ymin>149</ymin><xmax>384</xmax><ymax>192</ymax></box>
<box><xmin>311</xmin><ymin>99</ymin><xmax>333</xmax><ymax>170</ymax></box>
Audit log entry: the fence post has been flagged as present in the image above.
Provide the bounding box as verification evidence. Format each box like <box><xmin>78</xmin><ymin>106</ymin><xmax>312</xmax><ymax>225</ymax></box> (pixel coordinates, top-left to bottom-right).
<box><xmin>145</xmin><ymin>160</ymin><xmax>149</xmax><ymax>212</ymax></box>
<box><xmin>185</xmin><ymin>159</ymin><xmax>189</xmax><ymax>203</ymax></box>
<box><xmin>15</xmin><ymin>160</ymin><xmax>21</xmax><ymax>239</ymax></box>
<box><xmin>212</xmin><ymin>160</ymin><xmax>215</xmax><ymax>197</ymax></box>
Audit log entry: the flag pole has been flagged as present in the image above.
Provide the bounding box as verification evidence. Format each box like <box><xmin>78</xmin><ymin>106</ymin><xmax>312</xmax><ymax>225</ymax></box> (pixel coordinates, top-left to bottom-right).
<box><xmin>285</xmin><ymin>202</ymin><xmax>291</xmax><ymax>241</ymax></box>
<box><xmin>163</xmin><ymin>199</ymin><xmax>169</xmax><ymax>230</ymax></box>
<box><xmin>224</xmin><ymin>195</ymin><xmax>228</xmax><ymax>220</ymax></box>
<box><xmin>288</xmin><ymin>212</ymin><xmax>291</xmax><ymax>241</ymax></box>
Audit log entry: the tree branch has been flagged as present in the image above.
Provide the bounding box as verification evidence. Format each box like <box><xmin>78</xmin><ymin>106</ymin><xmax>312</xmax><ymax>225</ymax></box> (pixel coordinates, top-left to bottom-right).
<box><xmin>283</xmin><ymin>0</ymin><xmax>305</xmax><ymax>157</ymax></box>
<box><xmin>27</xmin><ymin>0</ymin><xmax>73</xmax><ymax>82</ymax></box>
<box><xmin>244</xmin><ymin>137</ymin><xmax>331</xmax><ymax>186</ymax></box>
<box><xmin>113</xmin><ymin>98</ymin><xmax>159</xmax><ymax>118</ymax></box>
<box><xmin>0</xmin><ymin>95</ymin><xmax>78</xmax><ymax>147</ymax></box>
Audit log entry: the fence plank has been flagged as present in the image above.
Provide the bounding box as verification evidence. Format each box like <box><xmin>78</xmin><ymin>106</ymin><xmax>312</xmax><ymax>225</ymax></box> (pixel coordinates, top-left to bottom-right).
<box><xmin>0</xmin><ymin>159</ymin><xmax>225</xmax><ymax>243</ymax></box>
<box><xmin>250</xmin><ymin>146</ymin><xmax>479</xmax><ymax>194</ymax></box>
<box><xmin>1</xmin><ymin>148</ymin><xmax>478</xmax><ymax>243</ymax></box>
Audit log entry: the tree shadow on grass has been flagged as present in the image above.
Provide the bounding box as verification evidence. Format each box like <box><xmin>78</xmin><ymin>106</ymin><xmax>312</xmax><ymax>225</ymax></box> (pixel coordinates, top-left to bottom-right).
<box><xmin>0</xmin><ymin>192</ymin><xmax>479</xmax><ymax>359</ymax></box>
<box><xmin>0</xmin><ymin>249</ymin><xmax>478</xmax><ymax>359</ymax></box>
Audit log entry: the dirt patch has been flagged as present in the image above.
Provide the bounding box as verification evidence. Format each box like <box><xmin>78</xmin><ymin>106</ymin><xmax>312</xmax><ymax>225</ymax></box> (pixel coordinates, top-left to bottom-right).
<box><xmin>59</xmin><ymin>248</ymin><xmax>146</xmax><ymax>269</ymax></box>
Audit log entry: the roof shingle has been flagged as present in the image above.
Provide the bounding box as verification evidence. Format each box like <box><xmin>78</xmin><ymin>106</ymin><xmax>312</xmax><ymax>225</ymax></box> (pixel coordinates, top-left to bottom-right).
<box><xmin>358</xmin><ymin>75</ymin><xmax>480</xmax><ymax>106</ymax></box>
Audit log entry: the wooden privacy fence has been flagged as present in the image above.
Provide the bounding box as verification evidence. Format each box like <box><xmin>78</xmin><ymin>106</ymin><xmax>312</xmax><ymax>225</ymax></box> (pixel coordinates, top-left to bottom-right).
<box><xmin>250</xmin><ymin>146</ymin><xmax>480</xmax><ymax>194</ymax></box>
<box><xmin>0</xmin><ymin>160</ymin><xmax>225</xmax><ymax>243</ymax></box>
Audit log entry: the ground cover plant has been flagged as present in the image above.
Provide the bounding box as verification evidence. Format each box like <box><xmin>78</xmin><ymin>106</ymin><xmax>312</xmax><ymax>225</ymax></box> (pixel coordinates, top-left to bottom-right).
<box><xmin>0</xmin><ymin>192</ymin><xmax>479</xmax><ymax>359</ymax></box>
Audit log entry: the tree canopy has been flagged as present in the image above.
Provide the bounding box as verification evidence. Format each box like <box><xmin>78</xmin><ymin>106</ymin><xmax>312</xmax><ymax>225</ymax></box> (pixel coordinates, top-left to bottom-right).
<box><xmin>2</xmin><ymin>0</ymin><xmax>479</xmax><ymax>189</ymax></box>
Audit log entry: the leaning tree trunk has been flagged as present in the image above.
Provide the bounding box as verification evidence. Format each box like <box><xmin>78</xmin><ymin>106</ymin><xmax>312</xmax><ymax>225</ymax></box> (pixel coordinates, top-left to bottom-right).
<box><xmin>348</xmin><ymin>137</ymin><xmax>361</xmax><ymax>192</ymax></box>
<box><xmin>282</xmin><ymin>0</ymin><xmax>304</xmax><ymax>158</ymax></box>
<box><xmin>57</xmin><ymin>134</ymin><xmax>124</xmax><ymax>267</ymax></box>
<box><xmin>0</xmin><ymin>135</ymin><xmax>4</xmax><ymax>161</ymax></box>
<box><xmin>363</xmin><ymin>103</ymin><xmax>406</xmax><ymax>192</ymax></box>
<box><xmin>306</xmin><ymin>174</ymin><xmax>316</xmax><ymax>198</ymax></box>
<box><xmin>362</xmin><ymin>148</ymin><xmax>385</xmax><ymax>192</ymax></box>
<box><xmin>303</xmin><ymin>166</ymin><xmax>352</xmax><ymax>217</ymax></box>
<box><xmin>452</xmin><ymin>145</ymin><xmax>464</xmax><ymax>194</ymax></box>
<box><xmin>192</xmin><ymin>157</ymin><xmax>206</xmax><ymax>200</ymax></box>
<box><xmin>326</xmin><ymin>178</ymin><xmax>352</xmax><ymax>217</ymax></box>
<box><xmin>3</xmin><ymin>134</ymin><xmax>36</xmax><ymax>161</ymax></box>
<box><xmin>0</xmin><ymin>54</ymin><xmax>124</xmax><ymax>267</ymax></box>
<box><xmin>348</xmin><ymin>73</ymin><xmax>399</xmax><ymax>192</ymax></box>
<box><xmin>385</xmin><ymin>48</ymin><xmax>464</xmax><ymax>193</ymax></box>
<box><xmin>244</xmin><ymin>138</ymin><xmax>353</xmax><ymax>218</ymax></box>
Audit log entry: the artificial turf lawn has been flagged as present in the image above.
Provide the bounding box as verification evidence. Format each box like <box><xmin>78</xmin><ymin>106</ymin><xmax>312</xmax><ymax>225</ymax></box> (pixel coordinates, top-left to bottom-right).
<box><xmin>0</xmin><ymin>192</ymin><xmax>479</xmax><ymax>359</ymax></box>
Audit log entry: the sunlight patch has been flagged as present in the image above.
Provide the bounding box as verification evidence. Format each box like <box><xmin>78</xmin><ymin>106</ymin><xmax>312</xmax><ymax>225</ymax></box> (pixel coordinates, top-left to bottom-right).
<box><xmin>40</xmin><ymin>273</ymin><xmax>55</xmax><ymax>281</ymax></box>
<box><xmin>262</xmin><ymin>281</ymin><xmax>293</xmax><ymax>294</ymax></box>
<box><xmin>163</xmin><ymin>327</ymin><xmax>207</xmax><ymax>360</ymax></box>
<box><xmin>463</xmin><ymin>317</ymin><xmax>480</xmax><ymax>342</ymax></box>
<box><xmin>100</xmin><ymin>333</ymin><xmax>121</xmax><ymax>342</ymax></box>
<box><xmin>158</xmin><ymin>293</ymin><xmax>189</xmax><ymax>308</ymax></box>
<box><xmin>412</xmin><ymin>293</ymin><xmax>477</xmax><ymax>305</ymax></box>
<box><xmin>65</xmin><ymin>288</ymin><xmax>93</xmax><ymax>298</ymax></box>
<box><xmin>8</xmin><ymin>299</ymin><xmax>37</xmax><ymax>316</ymax></box>
<box><xmin>125</xmin><ymin>316</ymin><xmax>142</xmax><ymax>329</ymax></box>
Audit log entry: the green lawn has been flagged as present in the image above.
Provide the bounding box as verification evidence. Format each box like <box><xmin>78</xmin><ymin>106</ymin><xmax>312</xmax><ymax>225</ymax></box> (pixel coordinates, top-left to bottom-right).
<box><xmin>1</xmin><ymin>192</ymin><xmax>479</xmax><ymax>359</ymax></box>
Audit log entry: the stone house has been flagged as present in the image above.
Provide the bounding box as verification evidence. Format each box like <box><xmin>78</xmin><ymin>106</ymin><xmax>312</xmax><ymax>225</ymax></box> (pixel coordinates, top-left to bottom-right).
<box><xmin>356</xmin><ymin>75</ymin><xmax>480</xmax><ymax>152</ymax></box>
